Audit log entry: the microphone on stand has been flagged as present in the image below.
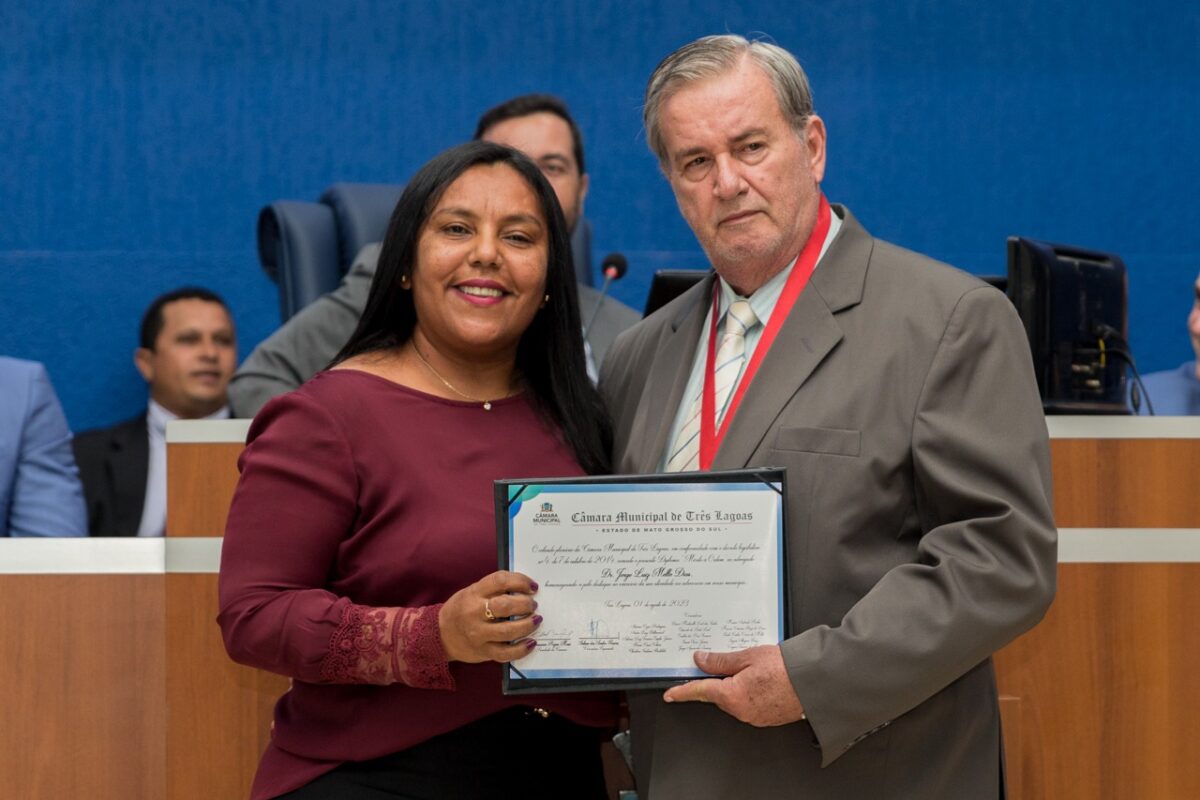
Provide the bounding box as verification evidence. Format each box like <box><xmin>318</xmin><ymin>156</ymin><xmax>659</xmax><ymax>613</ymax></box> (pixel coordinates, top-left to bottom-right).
<box><xmin>583</xmin><ymin>253</ymin><xmax>628</xmax><ymax>339</ymax></box>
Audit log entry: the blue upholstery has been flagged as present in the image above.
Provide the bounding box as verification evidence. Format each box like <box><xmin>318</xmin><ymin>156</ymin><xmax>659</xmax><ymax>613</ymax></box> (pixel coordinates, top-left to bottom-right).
<box><xmin>257</xmin><ymin>182</ymin><xmax>595</xmax><ymax>321</ymax></box>
<box><xmin>320</xmin><ymin>183</ymin><xmax>406</xmax><ymax>269</ymax></box>
<box><xmin>256</xmin><ymin>200</ymin><xmax>340</xmax><ymax>321</ymax></box>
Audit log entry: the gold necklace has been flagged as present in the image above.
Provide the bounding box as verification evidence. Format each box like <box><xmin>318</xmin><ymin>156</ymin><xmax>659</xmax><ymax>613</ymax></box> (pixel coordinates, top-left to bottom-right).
<box><xmin>411</xmin><ymin>345</ymin><xmax>509</xmax><ymax>411</ymax></box>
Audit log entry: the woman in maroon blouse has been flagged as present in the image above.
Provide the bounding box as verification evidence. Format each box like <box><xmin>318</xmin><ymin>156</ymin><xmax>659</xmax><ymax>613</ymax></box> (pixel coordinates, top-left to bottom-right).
<box><xmin>218</xmin><ymin>141</ymin><xmax>619</xmax><ymax>799</ymax></box>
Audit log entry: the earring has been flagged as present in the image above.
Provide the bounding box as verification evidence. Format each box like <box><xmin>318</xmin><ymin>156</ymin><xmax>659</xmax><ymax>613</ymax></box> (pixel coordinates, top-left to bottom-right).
<box><xmin>541</xmin><ymin>294</ymin><xmax>550</xmax><ymax>308</ymax></box>
<box><xmin>400</xmin><ymin>274</ymin><xmax>411</xmax><ymax>289</ymax></box>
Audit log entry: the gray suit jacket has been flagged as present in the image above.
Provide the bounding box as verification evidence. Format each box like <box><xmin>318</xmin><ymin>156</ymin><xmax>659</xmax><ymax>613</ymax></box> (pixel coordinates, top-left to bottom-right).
<box><xmin>229</xmin><ymin>243</ymin><xmax>640</xmax><ymax>417</ymax></box>
<box><xmin>599</xmin><ymin>207</ymin><xmax>1057</xmax><ymax>799</ymax></box>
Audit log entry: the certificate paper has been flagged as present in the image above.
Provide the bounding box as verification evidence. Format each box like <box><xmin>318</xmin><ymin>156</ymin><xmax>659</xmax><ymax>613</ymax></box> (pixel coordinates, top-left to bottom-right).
<box><xmin>495</xmin><ymin>469</ymin><xmax>787</xmax><ymax>693</ymax></box>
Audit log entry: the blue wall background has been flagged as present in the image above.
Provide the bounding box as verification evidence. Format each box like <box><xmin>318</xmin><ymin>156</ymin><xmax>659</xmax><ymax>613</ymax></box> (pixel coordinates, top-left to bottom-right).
<box><xmin>2</xmin><ymin>1</ymin><xmax>1197</xmax><ymax>430</ymax></box>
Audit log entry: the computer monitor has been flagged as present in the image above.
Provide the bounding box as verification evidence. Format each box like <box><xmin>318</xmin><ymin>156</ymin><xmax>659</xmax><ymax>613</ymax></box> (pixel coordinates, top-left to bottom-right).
<box><xmin>1006</xmin><ymin>237</ymin><xmax>1130</xmax><ymax>414</ymax></box>
<box><xmin>643</xmin><ymin>269</ymin><xmax>708</xmax><ymax>317</ymax></box>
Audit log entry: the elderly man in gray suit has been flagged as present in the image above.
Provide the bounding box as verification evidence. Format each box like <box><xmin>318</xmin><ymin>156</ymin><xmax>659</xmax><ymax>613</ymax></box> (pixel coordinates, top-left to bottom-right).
<box><xmin>600</xmin><ymin>35</ymin><xmax>1057</xmax><ymax>799</ymax></box>
<box><xmin>230</xmin><ymin>94</ymin><xmax>639</xmax><ymax>416</ymax></box>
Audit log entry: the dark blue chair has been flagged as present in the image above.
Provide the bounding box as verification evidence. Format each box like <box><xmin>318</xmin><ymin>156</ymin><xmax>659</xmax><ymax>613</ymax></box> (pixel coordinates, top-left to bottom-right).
<box><xmin>257</xmin><ymin>182</ymin><xmax>594</xmax><ymax>321</ymax></box>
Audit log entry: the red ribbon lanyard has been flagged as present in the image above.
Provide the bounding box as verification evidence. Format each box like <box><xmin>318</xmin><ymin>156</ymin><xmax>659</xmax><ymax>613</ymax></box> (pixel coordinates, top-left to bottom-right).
<box><xmin>698</xmin><ymin>195</ymin><xmax>831</xmax><ymax>469</ymax></box>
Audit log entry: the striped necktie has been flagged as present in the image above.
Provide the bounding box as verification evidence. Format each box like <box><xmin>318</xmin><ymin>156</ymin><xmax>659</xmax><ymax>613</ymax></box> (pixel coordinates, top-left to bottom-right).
<box><xmin>665</xmin><ymin>299</ymin><xmax>759</xmax><ymax>472</ymax></box>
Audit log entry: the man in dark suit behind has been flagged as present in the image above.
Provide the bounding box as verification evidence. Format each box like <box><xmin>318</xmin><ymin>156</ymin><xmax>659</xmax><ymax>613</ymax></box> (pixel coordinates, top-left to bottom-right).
<box><xmin>74</xmin><ymin>287</ymin><xmax>236</xmax><ymax>536</ymax></box>
<box><xmin>599</xmin><ymin>35</ymin><xmax>1057</xmax><ymax>798</ymax></box>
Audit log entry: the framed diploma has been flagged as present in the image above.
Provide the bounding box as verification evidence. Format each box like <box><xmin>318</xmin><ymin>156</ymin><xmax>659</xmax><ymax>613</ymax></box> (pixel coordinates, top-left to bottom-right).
<box><xmin>494</xmin><ymin>468</ymin><xmax>787</xmax><ymax>693</ymax></box>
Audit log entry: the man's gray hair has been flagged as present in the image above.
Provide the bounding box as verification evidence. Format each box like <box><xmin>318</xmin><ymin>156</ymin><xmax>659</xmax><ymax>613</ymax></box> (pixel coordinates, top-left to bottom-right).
<box><xmin>643</xmin><ymin>34</ymin><xmax>815</xmax><ymax>166</ymax></box>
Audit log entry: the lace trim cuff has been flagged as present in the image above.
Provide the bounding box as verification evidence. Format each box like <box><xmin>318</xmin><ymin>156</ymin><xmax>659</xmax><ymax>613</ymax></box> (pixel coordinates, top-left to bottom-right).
<box><xmin>320</xmin><ymin>603</ymin><xmax>453</xmax><ymax>689</ymax></box>
<box><xmin>393</xmin><ymin>603</ymin><xmax>454</xmax><ymax>690</ymax></box>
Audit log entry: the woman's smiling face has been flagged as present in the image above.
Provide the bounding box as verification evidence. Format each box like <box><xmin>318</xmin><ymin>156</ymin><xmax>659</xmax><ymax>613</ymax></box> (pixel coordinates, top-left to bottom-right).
<box><xmin>410</xmin><ymin>162</ymin><xmax>549</xmax><ymax>362</ymax></box>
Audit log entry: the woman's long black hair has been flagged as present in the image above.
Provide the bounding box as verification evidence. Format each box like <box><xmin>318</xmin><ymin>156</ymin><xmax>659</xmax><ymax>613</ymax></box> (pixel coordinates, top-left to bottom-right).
<box><xmin>332</xmin><ymin>140</ymin><xmax>612</xmax><ymax>474</ymax></box>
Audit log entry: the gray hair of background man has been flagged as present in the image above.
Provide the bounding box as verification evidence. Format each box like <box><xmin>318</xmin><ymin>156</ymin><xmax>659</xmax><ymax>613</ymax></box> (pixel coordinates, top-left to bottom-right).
<box><xmin>643</xmin><ymin>34</ymin><xmax>816</xmax><ymax>166</ymax></box>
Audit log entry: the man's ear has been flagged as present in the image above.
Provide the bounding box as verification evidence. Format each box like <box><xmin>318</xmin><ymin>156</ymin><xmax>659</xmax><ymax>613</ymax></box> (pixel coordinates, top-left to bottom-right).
<box><xmin>134</xmin><ymin>348</ymin><xmax>155</xmax><ymax>384</ymax></box>
<box><xmin>805</xmin><ymin>115</ymin><xmax>827</xmax><ymax>184</ymax></box>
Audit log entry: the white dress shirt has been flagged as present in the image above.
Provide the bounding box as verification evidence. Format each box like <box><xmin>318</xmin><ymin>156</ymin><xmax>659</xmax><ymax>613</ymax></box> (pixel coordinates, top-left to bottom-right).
<box><xmin>136</xmin><ymin>399</ymin><xmax>230</xmax><ymax>537</ymax></box>
<box><xmin>659</xmin><ymin>208</ymin><xmax>842</xmax><ymax>469</ymax></box>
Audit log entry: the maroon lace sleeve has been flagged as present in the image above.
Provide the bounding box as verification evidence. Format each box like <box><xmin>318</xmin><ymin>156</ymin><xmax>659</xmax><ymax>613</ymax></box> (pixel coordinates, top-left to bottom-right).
<box><xmin>319</xmin><ymin>603</ymin><xmax>454</xmax><ymax>689</ymax></box>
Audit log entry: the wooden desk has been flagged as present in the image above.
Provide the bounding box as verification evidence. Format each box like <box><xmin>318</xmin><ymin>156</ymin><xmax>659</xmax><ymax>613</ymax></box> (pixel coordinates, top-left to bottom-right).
<box><xmin>1</xmin><ymin>544</ymin><xmax>167</xmax><ymax>798</ymax></box>
<box><xmin>2</xmin><ymin>417</ymin><xmax>1198</xmax><ymax>798</ymax></box>
<box><xmin>0</xmin><ymin>419</ymin><xmax>264</xmax><ymax>800</ymax></box>
<box><xmin>163</xmin><ymin>421</ymin><xmax>283</xmax><ymax>798</ymax></box>
<box><xmin>995</xmin><ymin>417</ymin><xmax>1200</xmax><ymax>799</ymax></box>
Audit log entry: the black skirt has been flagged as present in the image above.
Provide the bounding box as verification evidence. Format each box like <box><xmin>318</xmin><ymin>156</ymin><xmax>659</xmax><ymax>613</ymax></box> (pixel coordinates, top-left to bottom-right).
<box><xmin>276</xmin><ymin>706</ymin><xmax>610</xmax><ymax>800</ymax></box>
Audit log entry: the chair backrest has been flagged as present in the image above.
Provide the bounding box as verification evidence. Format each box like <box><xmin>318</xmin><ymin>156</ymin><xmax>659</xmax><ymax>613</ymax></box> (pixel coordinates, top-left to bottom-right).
<box><xmin>257</xmin><ymin>182</ymin><xmax>595</xmax><ymax>321</ymax></box>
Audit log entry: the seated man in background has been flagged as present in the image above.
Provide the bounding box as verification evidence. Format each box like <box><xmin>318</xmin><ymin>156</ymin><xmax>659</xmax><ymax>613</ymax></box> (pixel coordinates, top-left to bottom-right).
<box><xmin>1140</xmin><ymin>269</ymin><xmax>1200</xmax><ymax>415</ymax></box>
<box><xmin>229</xmin><ymin>93</ymin><xmax>639</xmax><ymax>417</ymax></box>
<box><xmin>1</xmin><ymin>356</ymin><xmax>87</xmax><ymax>537</ymax></box>
<box><xmin>74</xmin><ymin>288</ymin><xmax>236</xmax><ymax>536</ymax></box>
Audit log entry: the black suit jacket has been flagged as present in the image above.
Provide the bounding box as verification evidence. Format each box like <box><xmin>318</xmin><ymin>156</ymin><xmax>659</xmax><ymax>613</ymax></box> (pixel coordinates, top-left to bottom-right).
<box><xmin>72</xmin><ymin>414</ymin><xmax>148</xmax><ymax>537</ymax></box>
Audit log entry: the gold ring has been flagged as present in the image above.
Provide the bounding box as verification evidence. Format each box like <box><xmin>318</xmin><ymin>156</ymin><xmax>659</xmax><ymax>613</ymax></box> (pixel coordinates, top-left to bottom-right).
<box><xmin>484</xmin><ymin>599</ymin><xmax>496</xmax><ymax>622</ymax></box>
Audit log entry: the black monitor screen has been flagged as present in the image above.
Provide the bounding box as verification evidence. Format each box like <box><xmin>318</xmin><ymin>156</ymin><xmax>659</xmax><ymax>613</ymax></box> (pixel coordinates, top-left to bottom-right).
<box><xmin>1006</xmin><ymin>237</ymin><xmax>1129</xmax><ymax>414</ymax></box>
<box><xmin>643</xmin><ymin>269</ymin><xmax>708</xmax><ymax>317</ymax></box>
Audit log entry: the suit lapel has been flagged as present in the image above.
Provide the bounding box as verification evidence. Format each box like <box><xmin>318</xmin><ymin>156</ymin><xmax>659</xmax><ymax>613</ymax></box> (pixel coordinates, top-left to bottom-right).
<box><xmin>712</xmin><ymin>208</ymin><xmax>872</xmax><ymax>470</ymax></box>
<box><xmin>109</xmin><ymin>415</ymin><xmax>149</xmax><ymax>534</ymax></box>
<box><xmin>624</xmin><ymin>276</ymin><xmax>714</xmax><ymax>473</ymax></box>
<box><xmin>711</xmin><ymin>290</ymin><xmax>842</xmax><ymax>469</ymax></box>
